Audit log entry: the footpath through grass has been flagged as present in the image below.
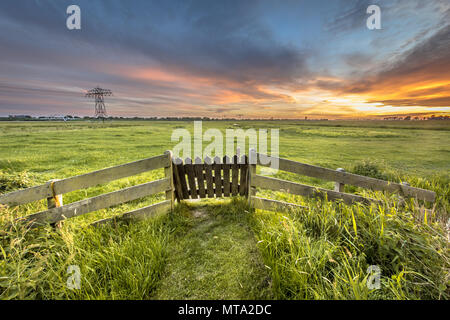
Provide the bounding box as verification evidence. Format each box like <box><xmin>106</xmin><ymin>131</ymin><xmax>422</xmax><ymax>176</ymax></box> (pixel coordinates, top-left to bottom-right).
<box><xmin>0</xmin><ymin>198</ymin><xmax>274</xmax><ymax>300</ymax></box>
<box><xmin>1</xmin><ymin>194</ymin><xmax>448</xmax><ymax>300</ymax></box>
<box><xmin>153</xmin><ymin>199</ymin><xmax>273</xmax><ymax>299</ymax></box>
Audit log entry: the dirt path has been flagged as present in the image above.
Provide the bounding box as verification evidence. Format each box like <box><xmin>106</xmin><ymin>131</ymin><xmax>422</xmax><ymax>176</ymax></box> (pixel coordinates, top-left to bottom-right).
<box><xmin>152</xmin><ymin>202</ymin><xmax>273</xmax><ymax>299</ymax></box>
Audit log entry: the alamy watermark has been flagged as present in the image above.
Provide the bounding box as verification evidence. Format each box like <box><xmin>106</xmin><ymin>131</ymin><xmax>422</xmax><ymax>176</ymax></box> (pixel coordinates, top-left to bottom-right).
<box><xmin>367</xmin><ymin>5</ymin><xmax>381</xmax><ymax>30</ymax></box>
<box><xmin>66</xmin><ymin>5</ymin><xmax>81</xmax><ymax>30</ymax></box>
<box><xmin>171</xmin><ymin>121</ymin><xmax>279</xmax><ymax>174</ymax></box>
<box><xmin>366</xmin><ymin>265</ymin><xmax>381</xmax><ymax>290</ymax></box>
<box><xmin>67</xmin><ymin>265</ymin><xmax>81</xmax><ymax>290</ymax></box>
<box><xmin>66</xmin><ymin>4</ymin><xmax>381</xmax><ymax>31</ymax></box>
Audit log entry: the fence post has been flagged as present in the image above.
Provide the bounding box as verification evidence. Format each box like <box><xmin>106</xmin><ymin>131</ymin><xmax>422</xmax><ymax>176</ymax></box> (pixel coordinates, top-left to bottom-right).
<box><xmin>334</xmin><ymin>168</ymin><xmax>345</xmax><ymax>193</ymax></box>
<box><xmin>164</xmin><ymin>150</ymin><xmax>174</xmax><ymax>211</ymax></box>
<box><xmin>47</xmin><ymin>179</ymin><xmax>63</xmax><ymax>228</ymax></box>
<box><xmin>248</xmin><ymin>148</ymin><xmax>257</xmax><ymax>208</ymax></box>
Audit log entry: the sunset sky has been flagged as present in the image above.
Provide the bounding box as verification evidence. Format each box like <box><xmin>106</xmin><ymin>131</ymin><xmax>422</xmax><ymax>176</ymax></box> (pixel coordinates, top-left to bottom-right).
<box><xmin>0</xmin><ymin>0</ymin><xmax>449</xmax><ymax>119</ymax></box>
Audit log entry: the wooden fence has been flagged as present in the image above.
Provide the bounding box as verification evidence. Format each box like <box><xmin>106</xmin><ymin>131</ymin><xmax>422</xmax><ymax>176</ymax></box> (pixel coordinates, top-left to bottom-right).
<box><xmin>0</xmin><ymin>149</ymin><xmax>436</xmax><ymax>228</ymax></box>
<box><xmin>0</xmin><ymin>151</ymin><xmax>174</xmax><ymax>228</ymax></box>
<box><xmin>249</xmin><ymin>149</ymin><xmax>436</xmax><ymax>213</ymax></box>
<box><xmin>172</xmin><ymin>155</ymin><xmax>248</xmax><ymax>201</ymax></box>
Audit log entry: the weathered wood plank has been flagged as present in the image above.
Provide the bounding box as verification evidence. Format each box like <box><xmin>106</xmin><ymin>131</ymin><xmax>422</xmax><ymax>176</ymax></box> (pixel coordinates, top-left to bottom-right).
<box><xmin>239</xmin><ymin>155</ymin><xmax>248</xmax><ymax>196</ymax></box>
<box><xmin>176</xmin><ymin>160</ymin><xmax>190</xmax><ymax>199</ymax></box>
<box><xmin>46</xmin><ymin>179</ymin><xmax>63</xmax><ymax>209</ymax></box>
<box><xmin>248</xmin><ymin>149</ymin><xmax>257</xmax><ymax>206</ymax></box>
<box><xmin>164</xmin><ymin>151</ymin><xmax>174</xmax><ymax>210</ymax></box>
<box><xmin>213</xmin><ymin>156</ymin><xmax>222</xmax><ymax>197</ymax></box>
<box><xmin>335</xmin><ymin>168</ymin><xmax>346</xmax><ymax>192</ymax></box>
<box><xmin>194</xmin><ymin>157</ymin><xmax>206</xmax><ymax>198</ymax></box>
<box><xmin>252</xmin><ymin>196</ymin><xmax>307</xmax><ymax>212</ymax></box>
<box><xmin>231</xmin><ymin>155</ymin><xmax>239</xmax><ymax>196</ymax></box>
<box><xmin>204</xmin><ymin>157</ymin><xmax>215</xmax><ymax>198</ymax></box>
<box><xmin>256</xmin><ymin>153</ymin><xmax>436</xmax><ymax>202</ymax></box>
<box><xmin>0</xmin><ymin>154</ymin><xmax>169</xmax><ymax>206</ymax></box>
<box><xmin>172</xmin><ymin>158</ymin><xmax>184</xmax><ymax>201</ymax></box>
<box><xmin>223</xmin><ymin>155</ymin><xmax>231</xmax><ymax>197</ymax></box>
<box><xmin>253</xmin><ymin>175</ymin><xmax>379</xmax><ymax>205</ymax></box>
<box><xmin>18</xmin><ymin>178</ymin><xmax>170</xmax><ymax>227</ymax></box>
<box><xmin>91</xmin><ymin>200</ymin><xmax>171</xmax><ymax>226</ymax></box>
<box><xmin>0</xmin><ymin>183</ymin><xmax>52</xmax><ymax>207</ymax></box>
<box><xmin>54</xmin><ymin>154</ymin><xmax>169</xmax><ymax>196</ymax></box>
<box><xmin>47</xmin><ymin>179</ymin><xmax>64</xmax><ymax>229</ymax></box>
<box><xmin>184</xmin><ymin>158</ymin><xmax>198</xmax><ymax>199</ymax></box>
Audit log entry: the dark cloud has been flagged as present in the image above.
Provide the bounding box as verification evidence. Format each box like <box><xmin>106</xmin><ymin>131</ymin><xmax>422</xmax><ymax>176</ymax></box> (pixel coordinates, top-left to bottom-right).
<box><xmin>214</xmin><ymin>107</ymin><xmax>243</xmax><ymax>114</ymax></box>
<box><xmin>0</xmin><ymin>0</ymin><xmax>448</xmax><ymax>117</ymax></box>
<box><xmin>0</xmin><ymin>0</ymin><xmax>310</xmax><ymax>116</ymax></box>
<box><xmin>341</xmin><ymin>52</ymin><xmax>374</xmax><ymax>69</ymax></box>
<box><xmin>337</xmin><ymin>24</ymin><xmax>450</xmax><ymax>107</ymax></box>
<box><xmin>372</xmin><ymin>96</ymin><xmax>450</xmax><ymax>107</ymax></box>
<box><xmin>324</xmin><ymin>0</ymin><xmax>373</xmax><ymax>33</ymax></box>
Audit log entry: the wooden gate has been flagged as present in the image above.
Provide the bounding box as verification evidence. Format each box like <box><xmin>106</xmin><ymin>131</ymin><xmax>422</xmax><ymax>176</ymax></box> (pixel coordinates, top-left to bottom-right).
<box><xmin>0</xmin><ymin>149</ymin><xmax>436</xmax><ymax>229</ymax></box>
<box><xmin>172</xmin><ymin>155</ymin><xmax>249</xmax><ymax>201</ymax></box>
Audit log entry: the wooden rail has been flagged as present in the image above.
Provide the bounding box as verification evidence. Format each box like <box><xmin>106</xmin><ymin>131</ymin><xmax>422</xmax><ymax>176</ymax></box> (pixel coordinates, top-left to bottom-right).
<box><xmin>1</xmin><ymin>152</ymin><xmax>173</xmax><ymax>228</ymax></box>
<box><xmin>91</xmin><ymin>200</ymin><xmax>172</xmax><ymax>226</ymax></box>
<box><xmin>256</xmin><ymin>153</ymin><xmax>436</xmax><ymax>202</ymax></box>
<box><xmin>19</xmin><ymin>178</ymin><xmax>170</xmax><ymax>227</ymax></box>
<box><xmin>252</xmin><ymin>175</ymin><xmax>380</xmax><ymax>205</ymax></box>
<box><xmin>0</xmin><ymin>154</ymin><xmax>169</xmax><ymax>206</ymax></box>
<box><xmin>249</xmin><ymin>149</ymin><xmax>436</xmax><ymax>214</ymax></box>
<box><xmin>0</xmin><ymin>149</ymin><xmax>437</xmax><ymax>226</ymax></box>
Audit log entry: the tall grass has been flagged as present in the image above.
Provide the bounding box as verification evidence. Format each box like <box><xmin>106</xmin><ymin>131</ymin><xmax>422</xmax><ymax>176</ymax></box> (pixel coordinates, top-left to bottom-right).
<box><xmin>0</xmin><ymin>143</ymin><xmax>448</xmax><ymax>300</ymax></box>
<box><xmin>0</xmin><ymin>204</ymin><xmax>191</xmax><ymax>299</ymax></box>
<box><xmin>249</xmin><ymin>175</ymin><xmax>449</xmax><ymax>299</ymax></box>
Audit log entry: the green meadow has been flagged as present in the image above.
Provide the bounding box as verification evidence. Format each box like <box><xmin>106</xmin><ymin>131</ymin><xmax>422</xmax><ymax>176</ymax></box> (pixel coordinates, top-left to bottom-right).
<box><xmin>0</xmin><ymin>120</ymin><xmax>449</xmax><ymax>299</ymax></box>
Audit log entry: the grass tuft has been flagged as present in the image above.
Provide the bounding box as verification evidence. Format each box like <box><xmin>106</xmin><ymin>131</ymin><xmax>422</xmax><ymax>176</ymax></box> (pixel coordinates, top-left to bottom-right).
<box><xmin>249</xmin><ymin>193</ymin><xmax>449</xmax><ymax>300</ymax></box>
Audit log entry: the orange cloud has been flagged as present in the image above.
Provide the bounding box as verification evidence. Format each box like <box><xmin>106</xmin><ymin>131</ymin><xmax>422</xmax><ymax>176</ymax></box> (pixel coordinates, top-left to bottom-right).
<box><xmin>81</xmin><ymin>33</ymin><xmax>450</xmax><ymax>119</ymax></box>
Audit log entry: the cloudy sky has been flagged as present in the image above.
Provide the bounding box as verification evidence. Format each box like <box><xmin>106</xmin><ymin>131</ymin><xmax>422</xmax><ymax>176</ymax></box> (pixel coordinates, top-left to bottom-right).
<box><xmin>0</xmin><ymin>0</ymin><xmax>449</xmax><ymax>118</ymax></box>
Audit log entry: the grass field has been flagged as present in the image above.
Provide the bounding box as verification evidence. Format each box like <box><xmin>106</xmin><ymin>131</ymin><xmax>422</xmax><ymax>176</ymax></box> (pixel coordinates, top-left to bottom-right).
<box><xmin>0</xmin><ymin>120</ymin><xmax>449</xmax><ymax>299</ymax></box>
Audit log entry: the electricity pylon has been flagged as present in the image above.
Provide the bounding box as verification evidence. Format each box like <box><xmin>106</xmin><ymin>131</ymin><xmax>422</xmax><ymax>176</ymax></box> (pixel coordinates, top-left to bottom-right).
<box><xmin>85</xmin><ymin>87</ymin><xmax>113</xmax><ymax>120</ymax></box>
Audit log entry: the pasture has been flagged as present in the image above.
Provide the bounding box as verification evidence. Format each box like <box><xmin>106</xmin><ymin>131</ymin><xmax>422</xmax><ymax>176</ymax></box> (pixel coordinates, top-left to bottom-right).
<box><xmin>0</xmin><ymin>120</ymin><xmax>449</xmax><ymax>299</ymax></box>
